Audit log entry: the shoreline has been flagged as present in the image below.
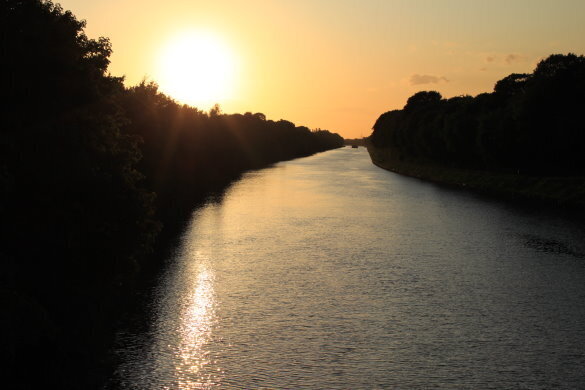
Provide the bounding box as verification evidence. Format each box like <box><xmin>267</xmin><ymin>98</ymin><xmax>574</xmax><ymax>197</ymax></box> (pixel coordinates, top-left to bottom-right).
<box><xmin>367</xmin><ymin>144</ymin><xmax>585</xmax><ymax>216</ymax></box>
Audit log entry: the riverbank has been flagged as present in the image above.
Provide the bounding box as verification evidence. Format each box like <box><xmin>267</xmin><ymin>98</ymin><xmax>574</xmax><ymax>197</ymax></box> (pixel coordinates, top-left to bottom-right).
<box><xmin>367</xmin><ymin>143</ymin><xmax>585</xmax><ymax>215</ymax></box>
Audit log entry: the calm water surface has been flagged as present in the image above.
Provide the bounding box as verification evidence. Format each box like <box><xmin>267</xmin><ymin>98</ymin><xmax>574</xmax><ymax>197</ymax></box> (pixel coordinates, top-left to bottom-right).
<box><xmin>114</xmin><ymin>147</ymin><xmax>585</xmax><ymax>389</ymax></box>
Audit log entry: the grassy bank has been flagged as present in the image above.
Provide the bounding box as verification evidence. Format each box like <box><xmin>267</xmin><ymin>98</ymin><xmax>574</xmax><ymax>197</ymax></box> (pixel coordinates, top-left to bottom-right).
<box><xmin>367</xmin><ymin>143</ymin><xmax>585</xmax><ymax>214</ymax></box>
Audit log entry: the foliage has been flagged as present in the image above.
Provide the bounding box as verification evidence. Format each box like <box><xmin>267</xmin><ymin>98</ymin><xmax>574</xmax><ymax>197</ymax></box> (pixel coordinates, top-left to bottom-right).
<box><xmin>371</xmin><ymin>53</ymin><xmax>585</xmax><ymax>176</ymax></box>
<box><xmin>1</xmin><ymin>1</ymin><xmax>161</xmax><ymax>387</ymax></box>
<box><xmin>119</xmin><ymin>81</ymin><xmax>343</xmax><ymax>221</ymax></box>
<box><xmin>1</xmin><ymin>1</ymin><xmax>343</xmax><ymax>388</ymax></box>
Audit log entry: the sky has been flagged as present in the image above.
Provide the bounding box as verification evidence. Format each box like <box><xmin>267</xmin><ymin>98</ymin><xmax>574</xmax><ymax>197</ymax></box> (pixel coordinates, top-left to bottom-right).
<box><xmin>59</xmin><ymin>0</ymin><xmax>585</xmax><ymax>139</ymax></box>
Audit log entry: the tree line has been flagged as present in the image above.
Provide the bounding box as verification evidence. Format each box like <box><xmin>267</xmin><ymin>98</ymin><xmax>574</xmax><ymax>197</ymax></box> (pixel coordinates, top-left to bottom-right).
<box><xmin>371</xmin><ymin>53</ymin><xmax>585</xmax><ymax>176</ymax></box>
<box><xmin>121</xmin><ymin>81</ymin><xmax>344</xmax><ymax>223</ymax></box>
<box><xmin>0</xmin><ymin>1</ymin><xmax>343</xmax><ymax>388</ymax></box>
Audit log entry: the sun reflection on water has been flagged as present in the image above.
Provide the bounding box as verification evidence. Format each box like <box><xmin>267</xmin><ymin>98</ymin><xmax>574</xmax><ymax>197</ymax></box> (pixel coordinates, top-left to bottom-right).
<box><xmin>173</xmin><ymin>255</ymin><xmax>221</xmax><ymax>389</ymax></box>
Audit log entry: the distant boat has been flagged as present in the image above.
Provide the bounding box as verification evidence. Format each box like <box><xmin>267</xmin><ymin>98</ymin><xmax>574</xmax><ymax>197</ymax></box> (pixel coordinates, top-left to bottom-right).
<box><xmin>351</xmin><ymin>145</ymin><xmax>358</xmax><ymax>148</ymax></box>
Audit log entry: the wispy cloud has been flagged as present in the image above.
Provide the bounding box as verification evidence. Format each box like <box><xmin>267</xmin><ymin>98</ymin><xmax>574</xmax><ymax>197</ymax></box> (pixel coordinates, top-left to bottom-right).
<box><xmin>409</xmin><ymin>74</ymin><xmax>449</xmax><ymax>85</ymax></box>
<box><xmin>505</xmin><ymin>53</ymin><xmax>526</xmax><ymax>64</ymax></box>
<box><xmin>484</xmin><ymin>53</ymin><xmax>527</xmax><ymax>65</ymax></box>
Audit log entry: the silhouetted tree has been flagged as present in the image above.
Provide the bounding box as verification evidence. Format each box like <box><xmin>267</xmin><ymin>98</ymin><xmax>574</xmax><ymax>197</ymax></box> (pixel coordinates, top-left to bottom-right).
<box><xmin>404</xmin><ymin>90</ymin><xmax>443</xmax><ymax>110</ymax></box>
<box><xmin>209</xmin><ymin>103</ymin><xmax>222</xmax><ymax>116</ymax></box>
<box><xmin>493</xmin><ymin>73</ymin><xmax>530</xmax><ymax>97</ymax></box>
<box><xmin>1</xmin><ymin>3</ymin><xmax>344</xmax><ymax>388</ymax></box>
<box><xmin>1</xmin><ymin>1</ymin><xmax>158</xmax><ymax>388</ymax></box>
<box><xmin>371</xmin><ymin>54</ymin><xmax>585</xmax><ymax>175</ymax></box>
<box><xmin>118</xmin><ymin>82</ymin><xmax>343</xmax><ymax>225</ymax></box>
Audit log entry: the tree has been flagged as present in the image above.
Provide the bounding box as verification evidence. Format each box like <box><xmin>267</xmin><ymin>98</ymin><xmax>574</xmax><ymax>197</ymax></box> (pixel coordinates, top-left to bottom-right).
<box><xmin>494</xmin><ymin>73</ymin><xmax>530</xmax><ymax>97</ymax></box>
<box><xmin>370</xmin><ymin>53</ymin><xmax>585</xmax><ymax>175</ymax></box>
<box><xmin>404</xmin><ymin>91</ymin><xmax>443</xmax><ymax>110</ymax></box>
<box><xmin>532</xmin><ymin>53</ymin><xmax>585</xmax><ymax>79</ymax></box>
<box><xmin>1</xmin><ymin>1</ymin><xmax>159</xmax><ymax>387</ymax></box>
<box><xmin>209</xmin><ymin>103</ymin><xmax>222</xmax><ymax>116</ymax></box>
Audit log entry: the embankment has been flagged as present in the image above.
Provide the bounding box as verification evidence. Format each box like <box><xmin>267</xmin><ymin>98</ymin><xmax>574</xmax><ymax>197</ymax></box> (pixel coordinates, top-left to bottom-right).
<box><xmin>367</xmin><ymin>143</ymin><xmax>585</xmax><ymax>214</ymax></box>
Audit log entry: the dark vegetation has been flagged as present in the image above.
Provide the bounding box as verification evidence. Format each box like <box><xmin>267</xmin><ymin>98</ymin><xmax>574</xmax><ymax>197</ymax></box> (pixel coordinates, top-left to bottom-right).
<box><xmin>0</xmin><ymin>1</ymin><xmax>343</xmax><ymax>388</ymax></box>
<box><xmin>121</xmin><ymin>84</ymin><xmax>344</xmax><ymax>224</ymax></box>
<box><xmin>370</xmin><ymin>54</ymin><xmax>585</xmax><ymax>208</ymax></box>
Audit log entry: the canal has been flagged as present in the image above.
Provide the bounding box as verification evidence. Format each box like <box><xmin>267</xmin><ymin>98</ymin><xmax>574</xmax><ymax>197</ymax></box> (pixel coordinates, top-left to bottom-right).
<box><xmin>113</xmin><ymin>147</ymin><xmax>585</xmax><ymax>389</ymax></box>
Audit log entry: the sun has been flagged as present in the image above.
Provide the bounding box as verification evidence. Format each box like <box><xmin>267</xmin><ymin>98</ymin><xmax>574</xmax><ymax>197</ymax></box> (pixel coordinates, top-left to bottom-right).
<box><xmin>156</xmin><ymin>31</ymin><xmax>236</xmax><ymax>109</ymax></box>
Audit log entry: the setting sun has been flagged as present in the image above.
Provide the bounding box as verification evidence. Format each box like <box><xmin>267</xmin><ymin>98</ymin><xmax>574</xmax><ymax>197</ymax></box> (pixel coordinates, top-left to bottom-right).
<box><xmin>156</xmin><ymin>32</ymin><xmax>236</xmax><ymax>109</ymax></box>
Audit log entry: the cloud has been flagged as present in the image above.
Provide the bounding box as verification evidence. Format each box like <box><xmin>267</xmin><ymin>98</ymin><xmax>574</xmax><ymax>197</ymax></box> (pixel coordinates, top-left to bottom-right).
<box><xmin>505</xmin><ymin>53</ymin><xmax>526</xmax><ymax>64</ymax></box>
<box><xmin>409</xmin><ymin>74</ymin><xmax>449</xmax><ymax>85</ymax></box>
<box><xmin>484</xmin><ymin>53</ymin><xmax>527</xmax><ymax>65</ymax></box>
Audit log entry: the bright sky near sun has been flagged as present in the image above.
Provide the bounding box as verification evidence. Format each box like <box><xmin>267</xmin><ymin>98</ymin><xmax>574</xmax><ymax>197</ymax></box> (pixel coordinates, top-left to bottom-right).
<box><xmin>58</xmin><ymin>0</ymin><xmax>585</xmax><ymax>139</ymax></box>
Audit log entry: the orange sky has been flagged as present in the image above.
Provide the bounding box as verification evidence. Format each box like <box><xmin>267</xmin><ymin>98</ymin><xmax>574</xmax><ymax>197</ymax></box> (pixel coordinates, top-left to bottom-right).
<box><xmin>60</xmin><ymin>0</ymin><xmax>585</xmax><ymax>139</ymax></box>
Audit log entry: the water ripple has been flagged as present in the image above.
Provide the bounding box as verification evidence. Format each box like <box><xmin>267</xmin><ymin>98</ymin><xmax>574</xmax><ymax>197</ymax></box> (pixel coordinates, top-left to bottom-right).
<box><xmin>114</xmin><ymin>148</ymin><xmax>585</xmax><ymax>389</ymax></box>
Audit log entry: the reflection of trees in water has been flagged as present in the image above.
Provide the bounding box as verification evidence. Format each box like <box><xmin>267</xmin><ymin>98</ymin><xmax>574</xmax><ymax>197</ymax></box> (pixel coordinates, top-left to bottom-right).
<box><xmin>522</xmin><ymin>234</ymin><xmax>585</xmax><ymax>258</ymax></box>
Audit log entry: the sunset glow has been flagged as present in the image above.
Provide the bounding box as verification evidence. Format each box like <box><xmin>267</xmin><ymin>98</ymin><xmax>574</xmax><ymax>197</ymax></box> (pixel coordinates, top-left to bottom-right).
<box><xmin>156</xmin><ymin>32</ymin><xmax>237</xmax><ymax>109</ymax></box>
<box><xmin>59</xmin><ymin>0</ymin><xmax>585</xmax><ymax>138</ymax></box>
<box><xmin>8</xmin><ymin>1</ymin><xmax>585</xmax><ymax>387</ymax></box>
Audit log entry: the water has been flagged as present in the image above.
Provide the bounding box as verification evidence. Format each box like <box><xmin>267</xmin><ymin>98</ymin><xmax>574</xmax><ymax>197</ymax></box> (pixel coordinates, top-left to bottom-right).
<box><xmin>113</xmin><ymin>147</ymin><xmax>585</xmax><ymax>389</ymax></box>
